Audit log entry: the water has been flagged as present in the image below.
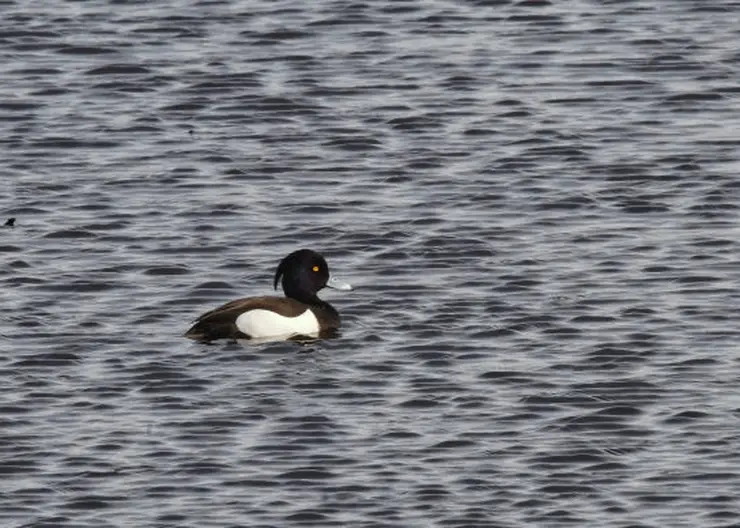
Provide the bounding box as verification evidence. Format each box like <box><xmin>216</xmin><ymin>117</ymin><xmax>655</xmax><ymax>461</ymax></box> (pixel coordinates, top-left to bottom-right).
<box><xmin>2</xmin><ymin>1</ymin><xmax>740</xmax><ymax>526</ymax></box>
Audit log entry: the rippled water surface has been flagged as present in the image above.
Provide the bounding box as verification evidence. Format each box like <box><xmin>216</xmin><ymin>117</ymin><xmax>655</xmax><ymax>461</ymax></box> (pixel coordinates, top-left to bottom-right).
<box><xmin>3</xmin><ymin>1</ymin><xmax>740</xmax><ymax>526</ymax></box>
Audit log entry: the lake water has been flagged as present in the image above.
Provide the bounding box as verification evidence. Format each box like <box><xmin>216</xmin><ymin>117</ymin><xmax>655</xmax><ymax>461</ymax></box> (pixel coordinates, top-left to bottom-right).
<box><xmin>2</xmin><ymin>1</ymin><xmax>740</xmax><ymax>526</ymax></box>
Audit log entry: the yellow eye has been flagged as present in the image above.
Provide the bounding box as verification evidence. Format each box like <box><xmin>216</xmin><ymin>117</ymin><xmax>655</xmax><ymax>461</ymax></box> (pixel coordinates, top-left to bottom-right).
<box><xmin>312</xmin><ymin>266</ymin><xmax>320</xmax><ymax>272</ymax></box>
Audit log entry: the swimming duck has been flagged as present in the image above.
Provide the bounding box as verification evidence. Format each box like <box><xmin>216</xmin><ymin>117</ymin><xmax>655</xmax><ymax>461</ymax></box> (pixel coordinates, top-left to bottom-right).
<box><xmin>185</xmin><ymin>249</ymin><xmax>351</xmax><ymax>342</ymax></box>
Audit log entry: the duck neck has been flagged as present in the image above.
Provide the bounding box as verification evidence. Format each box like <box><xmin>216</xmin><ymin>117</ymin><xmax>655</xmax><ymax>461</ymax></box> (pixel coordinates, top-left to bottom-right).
<box><xmin>283</xmin><ymin>282</ymin><xmax>321</xmax><ymax>305</ymax></box>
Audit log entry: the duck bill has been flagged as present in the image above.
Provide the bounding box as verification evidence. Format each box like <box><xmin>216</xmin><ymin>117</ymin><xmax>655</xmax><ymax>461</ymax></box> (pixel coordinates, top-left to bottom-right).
<box><xmin>326</xmin><ymin>277</ymin><xmax>353</xmax><ymax>291</ymax></box>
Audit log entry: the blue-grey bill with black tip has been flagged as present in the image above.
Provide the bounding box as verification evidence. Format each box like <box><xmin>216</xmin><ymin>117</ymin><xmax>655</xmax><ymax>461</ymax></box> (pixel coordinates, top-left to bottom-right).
<box><xmin>327</xmin><ymin>277</ymin><xmax>353</xmax><ymax>291</ymax></box>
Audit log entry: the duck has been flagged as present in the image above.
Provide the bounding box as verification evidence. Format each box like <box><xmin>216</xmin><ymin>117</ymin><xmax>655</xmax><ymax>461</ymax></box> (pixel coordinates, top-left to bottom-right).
<box><xmin>185</xmin><ymin>249</ymin><xmax>351</xmax><ymax>342</ymax></box>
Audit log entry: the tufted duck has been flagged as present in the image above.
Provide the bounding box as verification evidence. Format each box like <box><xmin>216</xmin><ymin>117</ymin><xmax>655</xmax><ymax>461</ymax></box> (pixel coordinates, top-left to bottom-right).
<box><xmin>185</xmin><ymin>249</ymin><xmax>351</xmax><ymax>342</ymax></box>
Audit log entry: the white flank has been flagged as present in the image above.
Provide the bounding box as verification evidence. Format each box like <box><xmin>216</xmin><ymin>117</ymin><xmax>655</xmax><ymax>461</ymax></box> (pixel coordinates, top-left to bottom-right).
<box><xmin>235</xmin><ymin>308</ymin><xmax>320</xmax><ymax>339</ymax></box>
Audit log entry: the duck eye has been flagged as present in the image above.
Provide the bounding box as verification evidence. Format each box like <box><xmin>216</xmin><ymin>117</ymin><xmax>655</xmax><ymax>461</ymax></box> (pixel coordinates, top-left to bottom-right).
<box><xmin>312</xmin><ymin>266</ymin><xmax>320</xmax><ymax>272</ymax></box>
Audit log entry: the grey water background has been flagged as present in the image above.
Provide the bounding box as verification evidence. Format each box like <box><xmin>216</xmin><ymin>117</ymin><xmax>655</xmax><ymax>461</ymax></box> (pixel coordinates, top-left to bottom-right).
<box><xmin>2</xmin><ymin>0</ymin><xmax>740</xmax><ymax>526</ymax></box>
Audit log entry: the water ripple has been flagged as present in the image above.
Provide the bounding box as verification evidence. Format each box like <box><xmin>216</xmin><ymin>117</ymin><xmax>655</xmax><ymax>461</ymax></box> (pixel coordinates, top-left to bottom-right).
<box><xmin>2</xmin><ymin>0</ymin><xmax>740</xmax><ymax>527</ymax></box>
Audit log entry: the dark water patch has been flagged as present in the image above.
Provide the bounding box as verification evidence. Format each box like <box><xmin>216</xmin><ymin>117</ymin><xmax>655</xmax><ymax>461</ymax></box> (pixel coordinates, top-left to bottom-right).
<box><xmin>545</xmin><ymin>96</ymin><xmax>599</xmax><ymax>105</ymax></box>
<box><xmin>0</xmin><ymin>245</ymin><xmax>22</xmax><ymax>253</ymax></box>
<box><xmin>323</xmin><ymin>137</ymin><xmax>384</xmax><ymax>151</ymax></box>
<box><xmin>21</xmin><ymin>518</ymin><xmax>73</xmax><ymax>528</ymax></box>
<box><xmin>0</xmin><ymin>405</ymin><xmax>33</xmax><ymax>415</ymax></box>
<box><xmin>85</xmin><ymin>64</ymin><xmax>152</xmax><ymax>75</ymax></box>
<box><xmin>55</xmin><ymin>45</ymin><xmax>118</xmax><ymax>55</ymax></box>
<box><xmin>507</xmin><ymin>13</ymin><xmax>563</xmax><ymax>25</ymax></box>
<box><xmin>663</xmin><ymin>410</ymin><xmax>712</xmax><ymax>425</ymax></box>
<box><xmin>144</xmin><ymin>265</ymin><xmax>190</xmax><ymax>276</ymax></box>
<box><xmin>134</xmin><ymin>368</ymin><xmax>211</xmax><ymax>393</ymax></box>
<box><xmin>191</xmin><ymin>280</ymin><xmax>233</xmax><ymax>290</ymax></box>
<box><xmin>155</xmin><ymin>512</ymin><xmax>188</xmax><ymax>523</ymax></box>
<box><xmin>583</xmin><ymin>345</ymin><xmax>652</xmax><ymax>368</ymax></box>
<box><xmin>570</xmin><ymin>315</ymin><xmax>618</xmax><ymax>324</ymax></box>
<box><xmin>29</xmin><ymin>137</ymin><xmax>121</xmax><ymax>149</ymax></box>
<box><xmin>36</xmin><ymin>278</ymin><xmax>120</xmax><ymax>292</ymax></box>
<box><xmin>228</xmin><ymin>95</ymin><xmax>319</xmax><ymax>114</ymax></box>
<box><xmin>618</xmin><ymin>200</ymin><xmax>671</xmax><ymax>214</ymax></box>
<box><xmin>159</xmin><ymin>99</ymin><xmax>211</xmax><ymax>112</ymax></box>
<box><xmin>0</xmin><ymin>28</ymin><xmax>63</xmax><ymax>39</ymax></box>
<box><xmin>463</xmin><ymin>127</ymin><xmax>498</xmax><ymax>136</ymax></box>
<box><xmin>188</xmin><ymin>75</ymin><xmax>262</xmax><ymax>92</ymax></box>
<box><xmin>541</xmin><ymin>325</ymin><xmax>582</xmax><ymax>339</ymax></box>
<box><xmin>255</xmin><ymin>28</ymin><xmax>314</xmax><ymax>41</ymax></box>
<box><xmin>469</xmin><ymin>0</ymin><xmax>512</xmax><ymax>5</ymax></box>
<box><xmin>81</xmin><ymin>220</ymin><xmax>130</xmax><ymax>231</ymax></box>
<box><xmin>6</xmin><ymin>259</ymin><xmax>30</xmax><ymax>268</ymax></box>
<box><xmin>176</xmin><ymin>460</ymin><xmax>232</xmax><ymax>475</ymax></box>
<box><xmin>59</xmin><ymin>495</ymin><xmax>124</xmax><ymax>510</ymax></box>
<box><xmin>388</xmin><ymin>115</ymin><xmax>444</xmax><ymax>132</ymax></box>
<box><xmin>89</xmin><ymin>81</ymin><xmax>160</xmax><ymax>94</ymax></box>
<box><xmin>278</xmin><ymin>467</ymin><xmax>336</xmax><ymax>481</ymax></box>
<box><xmin>586</xmin><ymin>79</ymin><xmax>656</xmax><ymax>89</ymax></box>
<box><xmin>398</xmin><ymin>397</ymin><xmax>442</xmax><ymax>409</ymax></box>
<box><xmin>426</xmin><ymin>439</ymin><xmax>477</xmax><ymax>451</ymax></box>
<box><xmin>3</xmin><ymin>276</ymin><xmax>42</xmax><ymax>287</ymax></box>
<box><xmin>479</xmin><ymin>370</ymin><xmax>537</xmax><ymax>384</ymax></box>
<box><xmin>284</xmin><ymin>510</ymin><xmax>333</xmax><ymax>523</ymax></box>
<box><xmin>12</xmin><ymin>351</ymin><xmax>81</xmax><ymax>367</ymax></box>
<box><xmin>662</xmin><ymin>92</ymin><xmax>725</xmax><ymax>104</ymax></box>
<box><xmin>70</xmin><ymin>201</ymin><xmax>113</xmax><ymax>213</ymax></box>
<box><xmin>537</xmin><ymin>195</ymin><xmax>596</xmax><ymax>210</ymax></box>
<box><xmin>0</xmin><ymin>101</ymin><xmax>43</xmax><ymax>112</ymax></box>
<box><xmin>439</xmin><ymin>74</ymin><xmax>481</xmax><ymax>90</ymax></box>
<box><xmin>382</xmin><ymin>429</ymin><xmax>421</xmax><ymax>439</ymax></box>
<box><xmin>29</xmin><ymin>87</ymin><xmax>71</xmax><ymax>97</ymax></box>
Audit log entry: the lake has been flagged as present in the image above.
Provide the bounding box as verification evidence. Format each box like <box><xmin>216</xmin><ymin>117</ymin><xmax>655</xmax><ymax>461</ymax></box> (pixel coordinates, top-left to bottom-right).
<box><xmin>2</xmin><ymin>1</ymin><xmax>740</xmax><ymax>526</ymax></box>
